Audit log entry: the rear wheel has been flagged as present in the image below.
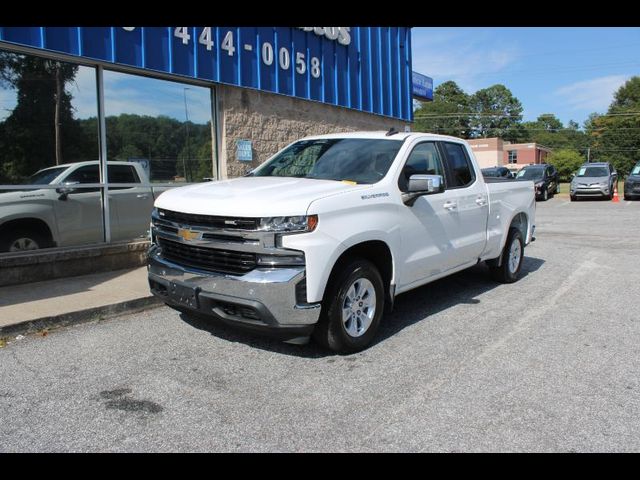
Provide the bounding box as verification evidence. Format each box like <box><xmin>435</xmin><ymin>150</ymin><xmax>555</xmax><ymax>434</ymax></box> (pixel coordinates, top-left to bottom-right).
<box><xmin>313</xmin><ymin>258</ymin><xmax>384</xmax><ymax>354</ymax></box>
<box><xmin>489</xmin><ymin>227</ymin><xmax>524</xmax><ymax>284</ymax></box>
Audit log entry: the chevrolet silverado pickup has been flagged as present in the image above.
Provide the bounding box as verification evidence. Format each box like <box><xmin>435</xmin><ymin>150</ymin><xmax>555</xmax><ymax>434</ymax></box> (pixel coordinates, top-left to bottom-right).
<box><xmin>0</xmin><ymin>161</ymin><xmax>168</xmax><ymax>252</ymax></box>
<box><xmin>148</xmin><ymin>132</ymin><xmax>536</xmax><ymax>353</ymax></box>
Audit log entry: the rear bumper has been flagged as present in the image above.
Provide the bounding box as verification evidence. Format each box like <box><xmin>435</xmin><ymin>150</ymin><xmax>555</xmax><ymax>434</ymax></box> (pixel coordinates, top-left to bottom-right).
<box><xmin>148</xmin><ymin>245</ymin><xmax>321</xmax><ymax>339</ymax></box>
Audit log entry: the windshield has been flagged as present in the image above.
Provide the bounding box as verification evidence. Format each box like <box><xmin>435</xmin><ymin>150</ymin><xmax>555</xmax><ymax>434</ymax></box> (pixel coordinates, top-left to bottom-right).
<box><xmin>576</xmin><ymin>166</ymin><xmax>609</xmax><ymax>177</ymax></box>
<box><xmin>516</xmin><ymin>168</ymin><xmax>544</xmax><ymax>181</ymax></box>
<box><xmin>28</xmin><ymin>167</ymin><xmax>68</xmax><ymax>185</ymax></box>
<box><xmin>631</xmin><ymin>165</ymin><xmax>640</xmax><ymax>175</ymax></box>
<box><xmin>250</xmin><ymin>138</ymin><xmax>403</xmax><ymax>184</ymax></box>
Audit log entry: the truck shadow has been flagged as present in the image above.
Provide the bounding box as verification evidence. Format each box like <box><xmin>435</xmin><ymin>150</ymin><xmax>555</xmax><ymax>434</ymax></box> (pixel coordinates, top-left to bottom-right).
<box><xmin>179</xmin><ymin>256</ymin><xmax>545</xmax><ymax>358</ymax></box>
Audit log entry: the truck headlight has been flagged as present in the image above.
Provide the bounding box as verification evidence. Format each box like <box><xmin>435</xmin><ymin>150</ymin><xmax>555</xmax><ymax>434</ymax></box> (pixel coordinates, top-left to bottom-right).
<box><xmin>258</xmin><ymin>215</ymin><xmax>318</xmax><ymax>233</ymax></box>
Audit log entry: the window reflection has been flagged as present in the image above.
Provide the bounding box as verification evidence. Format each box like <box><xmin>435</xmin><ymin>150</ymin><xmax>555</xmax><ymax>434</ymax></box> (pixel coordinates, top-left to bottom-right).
<box><xmin>103</xmin><ymin>71</ymin><xmax>214</xmax><ymax>183</ymax></box>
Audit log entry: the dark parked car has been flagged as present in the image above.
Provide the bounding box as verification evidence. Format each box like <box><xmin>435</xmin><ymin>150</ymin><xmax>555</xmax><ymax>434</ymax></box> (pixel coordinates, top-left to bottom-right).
<box><xmin>570</xmin><ymin>162</ymin><xmax>617</xmax><ymax>201</ymax></box>
<box><xmin>515</xmin><ymin>164</ymin><xmax>559</xmax><ymax>201</ymax></box>
<box><xmin>481</xmin><ymin>166</ymin><xmax>514</xmax><ymax>179</ymax></box>
<box><xmin>624</xmin><ymin>161</ymin><xmax>640</xmax><ymax>200</ymax></box>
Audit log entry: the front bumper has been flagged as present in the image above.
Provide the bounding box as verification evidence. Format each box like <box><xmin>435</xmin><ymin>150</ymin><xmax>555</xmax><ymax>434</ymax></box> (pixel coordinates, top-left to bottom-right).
<box><xmin>148</xmin><ymin>245</ymin><xmax>321</xmax><ymax>339</ymax></box>
<box><xmin>624</xmin><ymin>183</ymin><xmax>640</xmax><ymax>199</ymax></box>
<box><xmin>570</xmin><ymin>185</ymin><xmax>610</xmax><ymax>198</ymax></box>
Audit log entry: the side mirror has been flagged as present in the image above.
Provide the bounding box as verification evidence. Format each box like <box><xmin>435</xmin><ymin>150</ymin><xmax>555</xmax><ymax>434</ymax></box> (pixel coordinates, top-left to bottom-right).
<box><xmin>403</xmin><ymin>174</ymin><xmax>444</xmax><ymax>206</ymax></box>
<box><xmin>56</xmin><ymin>181</ymin><xmax>80</xmax><ymax>200</ymax></box>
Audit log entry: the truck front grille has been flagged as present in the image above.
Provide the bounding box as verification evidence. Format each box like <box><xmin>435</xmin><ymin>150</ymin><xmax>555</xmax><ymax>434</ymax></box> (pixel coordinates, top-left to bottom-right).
<box><xmin>158</xmin><ymin>237</ymin><xmax>257</xmax><ymax>275</ymax></box>
<box><xmin>158</xmin><ymin>209</ymin><xmax>259</xmax><ymax>230</ymax></box>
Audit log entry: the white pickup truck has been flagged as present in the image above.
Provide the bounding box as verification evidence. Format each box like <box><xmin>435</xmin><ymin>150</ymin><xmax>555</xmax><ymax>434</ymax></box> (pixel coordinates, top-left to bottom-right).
<box><xmin>0</xmin><ymin>161</ymin><xmax>167</xmax><ymax>252</ymax></box>
<box><xmin>148</xmin><ymin>132</ymin><xmax>536</xmax><ymax>352</ymax></box>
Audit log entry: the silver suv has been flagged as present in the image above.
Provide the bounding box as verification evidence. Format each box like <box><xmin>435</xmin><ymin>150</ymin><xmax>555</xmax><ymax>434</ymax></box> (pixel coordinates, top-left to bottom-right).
<box><xmin>570</xmin><ymin>162</ymin><xmax>617</xmax><ymax>201</ymax></box>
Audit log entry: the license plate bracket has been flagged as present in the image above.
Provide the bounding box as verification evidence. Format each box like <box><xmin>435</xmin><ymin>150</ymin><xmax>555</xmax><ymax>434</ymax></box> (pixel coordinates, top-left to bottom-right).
<box><xmin>168</xmin><ymin>282</ymin><xmax>199</xmax><ymax>309</ymax></box>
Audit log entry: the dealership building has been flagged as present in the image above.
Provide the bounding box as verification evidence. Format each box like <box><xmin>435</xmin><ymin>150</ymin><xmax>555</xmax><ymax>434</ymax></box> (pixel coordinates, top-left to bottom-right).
<box><xmin>0</xmin><ymin>26</ymin><xmax>431</xmax><ymax>282</ymax></box>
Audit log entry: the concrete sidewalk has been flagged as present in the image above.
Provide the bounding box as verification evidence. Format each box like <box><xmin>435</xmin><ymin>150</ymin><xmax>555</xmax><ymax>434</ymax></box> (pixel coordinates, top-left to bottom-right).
<box><xmin>0</xmin><ymin>266</ymin><xmax>162</xmax><ymax>337</ymax></box>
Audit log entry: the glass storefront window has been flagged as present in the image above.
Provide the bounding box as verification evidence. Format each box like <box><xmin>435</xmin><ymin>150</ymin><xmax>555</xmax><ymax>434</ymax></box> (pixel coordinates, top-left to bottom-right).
<box><xmin>103</xmin><ymin>70</ymin><xmax>214</xmax><ymax>184</ymax></box>
<box><xmin>0</xmin><ymin>49</ymin><xmax>104</xmax><ymax>252</ymax></box>
<box><xmin>0</xmin><ymin>47</ymin><xmax>216</xmax><ymax>254</ymax></box>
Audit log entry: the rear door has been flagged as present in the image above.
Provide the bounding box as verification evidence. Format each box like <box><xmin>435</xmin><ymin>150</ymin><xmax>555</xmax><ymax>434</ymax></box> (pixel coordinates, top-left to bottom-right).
<box><xmin>108</xmin><ymin>164</ymin><xmax>154</xmax><ymax>241</ymax></box>
<box><xmin>438</xmin><ymin>141</ymin><xmax>489</xmax><ymax>268</ymax></box>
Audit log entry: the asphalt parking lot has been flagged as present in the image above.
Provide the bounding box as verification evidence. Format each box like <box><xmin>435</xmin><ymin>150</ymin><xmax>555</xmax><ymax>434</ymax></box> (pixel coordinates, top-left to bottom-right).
<box><xmin>1</xmin><ymin>196</ymin><xmax>639</xmax><ymax>452</ymax></box>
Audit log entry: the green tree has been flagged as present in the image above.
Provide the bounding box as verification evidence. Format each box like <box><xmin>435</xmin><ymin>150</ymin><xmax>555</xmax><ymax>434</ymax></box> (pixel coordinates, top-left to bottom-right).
<box><xmin>585</xmin><ymin>77</ymin><xmax>640</xmax><ymax>176</ymax></box>
<box><xmin>413</xmin><ymin>81</ymin><xmax>471</xmax><ymax>137</ymax></box>
<box><xmin>469</xmin><ymin>84</ymin><xmax>525</xmax><ymax>142</ymax></box>
<box><xmin>521</xmin><ymin>114</ymin><xmax>588</xmax><ymax>152</ymax></box>
<box><xmin>546</xmin><ymin>149</ymin><xmax>585</xmax><ymax>182</ymax></box>
<box><xmin>0</xmin><ymin>52</ymin><xmax>91</xmax><ymax>182</ymax></box>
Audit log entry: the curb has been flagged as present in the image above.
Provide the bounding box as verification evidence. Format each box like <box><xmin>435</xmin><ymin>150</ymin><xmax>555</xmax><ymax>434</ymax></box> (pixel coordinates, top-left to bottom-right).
<box><xmin>0</xmin><ymin>296</ymin><xmax>163</xmax><ymax>338</ymax></box>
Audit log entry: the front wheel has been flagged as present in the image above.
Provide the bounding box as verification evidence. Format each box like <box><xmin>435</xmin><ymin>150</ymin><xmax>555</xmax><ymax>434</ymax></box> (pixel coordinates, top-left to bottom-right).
<box><xmin>489</xmin><ymin>227</ymin><xmax>524</xmax><ymax>284</ymax></box>
<box><xmin>313</xmin><ymin>259</ymin><xmax>385</xmax><ymax>354</ymax></box>
<box><xmin>0</xmin><ymin>228</ymin><xmax>47</xmax><ymax>252</ymax></box>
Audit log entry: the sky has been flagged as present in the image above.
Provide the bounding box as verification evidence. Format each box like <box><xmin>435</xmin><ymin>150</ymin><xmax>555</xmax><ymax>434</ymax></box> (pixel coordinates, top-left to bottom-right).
<box><xmin>411</xmin><ymin>27</ymin><xmax>640</xmax><ymax>127</ymax></box>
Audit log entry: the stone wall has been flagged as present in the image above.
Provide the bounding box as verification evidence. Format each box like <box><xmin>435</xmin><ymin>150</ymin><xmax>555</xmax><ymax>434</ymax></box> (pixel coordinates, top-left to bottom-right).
<box><xmin>218</xmin><ymin>85</ymin><xmax>410</xmax><ymax>178</ymax></box>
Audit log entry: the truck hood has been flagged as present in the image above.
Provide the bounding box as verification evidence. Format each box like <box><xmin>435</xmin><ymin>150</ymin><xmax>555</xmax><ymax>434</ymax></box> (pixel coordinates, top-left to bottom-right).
<box><xmin>153</xmin><ymin>176</ymin><xmax>371</xmax><ymax>217</ymax></box>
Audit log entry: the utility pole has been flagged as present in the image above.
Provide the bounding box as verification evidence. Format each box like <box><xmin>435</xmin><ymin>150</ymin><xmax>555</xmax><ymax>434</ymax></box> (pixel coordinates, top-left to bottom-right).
<box><xmin>587</xmin><ymin>147</ymin><xmax>591</xmax><ymax>163</ymax></box>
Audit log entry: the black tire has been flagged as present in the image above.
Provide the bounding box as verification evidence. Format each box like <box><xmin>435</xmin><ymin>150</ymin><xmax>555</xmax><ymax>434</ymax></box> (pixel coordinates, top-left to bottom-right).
<box><xmin>313</xmin><ymin>258</ymin><xmax>385</xmax><ymax>354</ymax></box>
<box><xmin>541</xmin><ymin>188</ymin><xmax>549</xmax><ymax>201</ymax></box>
<box><xmin>0</xmin><ymin>228</ymin><xmax>47</xmax><ymax>252</ymax></box>
<box><xmin>488</xmin><ymin>227</ymin><xmax>524</xmax><ymax>284</ymax></box>
<box><xmin>570</xmin><ymin>195</ymin><xmax>576</xmax><ymax>202</ymax></box>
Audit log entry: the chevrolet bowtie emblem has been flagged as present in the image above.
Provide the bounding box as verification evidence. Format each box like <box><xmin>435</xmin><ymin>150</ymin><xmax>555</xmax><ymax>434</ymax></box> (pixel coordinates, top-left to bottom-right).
<box><xmin>178</xmin><ymin>228</ymin><xmax>202</xmax><ymax>241</ymax></box>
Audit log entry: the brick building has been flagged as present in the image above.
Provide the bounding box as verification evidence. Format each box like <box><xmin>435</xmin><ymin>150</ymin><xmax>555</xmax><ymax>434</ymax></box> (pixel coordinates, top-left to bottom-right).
<box><xmin>467</xmin><ymin>138</ymin><xmax>552</xmax><ymax>172</ymax></box>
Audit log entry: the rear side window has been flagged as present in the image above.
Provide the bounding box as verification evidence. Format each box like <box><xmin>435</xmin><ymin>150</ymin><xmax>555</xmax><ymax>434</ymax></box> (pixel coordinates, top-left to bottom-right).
<box><xmin>108</xmin><ymin>165</ymin><xmax>140</xmax><ymax>190</ymax></box>
<box><xmin>108</xmin><ymin>165</ymin><xmax>140</xmax><ymax>184</ymax></box>
<box><xmin>398</xmin><ymin>142</ymin><xmax>445</xmax><ymax>191</ymax></box>
<box><xmin>442</xmin><ymin>142</ymin><xmax>475</xmax><ymax>188</ymax></box>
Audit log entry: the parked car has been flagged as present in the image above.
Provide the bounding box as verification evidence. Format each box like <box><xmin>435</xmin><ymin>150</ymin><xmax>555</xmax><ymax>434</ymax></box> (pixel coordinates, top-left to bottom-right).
<box><xmin>624</xmin><ymin>161</ymin><xmax>640</xmax><ymax>200</ymax></box>
<box><xmin>570</xmin><ymin>162</ymin><xmax>617</xmax><ymax>201</ymax></box>
<box><xmin>481</xmin><ymin>166</ymin><xmax>514</xmax><ymax>179</ymax></box>
<box><xmin>149</xmin><ymin>131</ymin><xmax>536</xmax><ymax>353</ymax></box>
<box><xmin>0</xmin><ymin>161</ymin><xmax>171</xmax><ymax>252</ymax></box>
<box><xmin>515</xmin><ymin>164</ymin><xmax>559</xmax><ymax>201</ymax></box>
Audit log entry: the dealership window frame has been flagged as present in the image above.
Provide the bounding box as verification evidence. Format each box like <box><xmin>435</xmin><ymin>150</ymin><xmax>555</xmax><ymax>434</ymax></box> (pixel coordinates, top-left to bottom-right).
<box><xmin>0</xmin><ymin>42</ymin><xmax>220</xmax><ymax>252</ymax></box>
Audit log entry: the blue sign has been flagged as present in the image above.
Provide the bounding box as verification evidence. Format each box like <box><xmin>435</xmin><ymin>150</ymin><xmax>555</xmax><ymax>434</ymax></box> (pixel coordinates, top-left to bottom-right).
<box><xmin>412</xmin><ymin>71</ymin><xmax>433</xmax><ymax>101</ymax></box>
<box><xmin>0</xmin><ymin>27</ymin><xmax>414</xmax><ymax>121</ymax></box>
<box><xmin>236</xmin><ymin>140</ymin><xmax>253</xmax><ymax>162</ymax></box>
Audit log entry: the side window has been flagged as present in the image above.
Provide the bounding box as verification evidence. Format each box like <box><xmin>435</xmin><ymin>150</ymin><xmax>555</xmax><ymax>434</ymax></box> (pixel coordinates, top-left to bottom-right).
<box><xmin>108</xmin><ymin>165</ymin><xmax>140</xmax><ymax>190</ymax></box>
<box><xmin>64</xmin><ymin>164</ymin><xmax>100</xmax><ymax>192</ymax></box>
<box><xmin>398</xmin><ymin>142</ymin><xmax>445</xmax><ymax>192</ymax></box>
<box><xmin>442</xmin><ymin>142</ymin><xmax>475</xmax><ymax>188</ymax></box>
<box><xmin>65</xmin><ymin>165</ymin><xmax>100</xmax><ymax>184</ymax></box>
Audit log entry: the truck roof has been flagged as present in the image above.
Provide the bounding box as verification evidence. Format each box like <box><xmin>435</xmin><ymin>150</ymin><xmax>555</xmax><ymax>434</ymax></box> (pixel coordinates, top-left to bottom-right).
<box><xmin>37</xmin><ymin>160</ymin><xmax>140</xmax><ymax>171</ymax></box>
<box><xmin>298</xmin><ymin>131</ymin><xmax>468</xmax><ymax>143</ymax></box>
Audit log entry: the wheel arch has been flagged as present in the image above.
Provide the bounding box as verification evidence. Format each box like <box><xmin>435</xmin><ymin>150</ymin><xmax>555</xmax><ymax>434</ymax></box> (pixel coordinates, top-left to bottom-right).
<box><xmin>324</xmin><ymin>240</ymin><xmax>395</xmax><ymax>312</ymax></box>
<box><xmin>0</xmin><ymin>217</ymin><xmax>55</xmax><ymax>251</ymax></box>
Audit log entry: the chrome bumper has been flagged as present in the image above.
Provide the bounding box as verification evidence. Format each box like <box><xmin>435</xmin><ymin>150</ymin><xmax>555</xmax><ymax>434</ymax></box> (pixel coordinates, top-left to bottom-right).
<box><xmin>148</xmin><ymin>245</ymin><xmax>321</xmax><ymax>331</ymax></box>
